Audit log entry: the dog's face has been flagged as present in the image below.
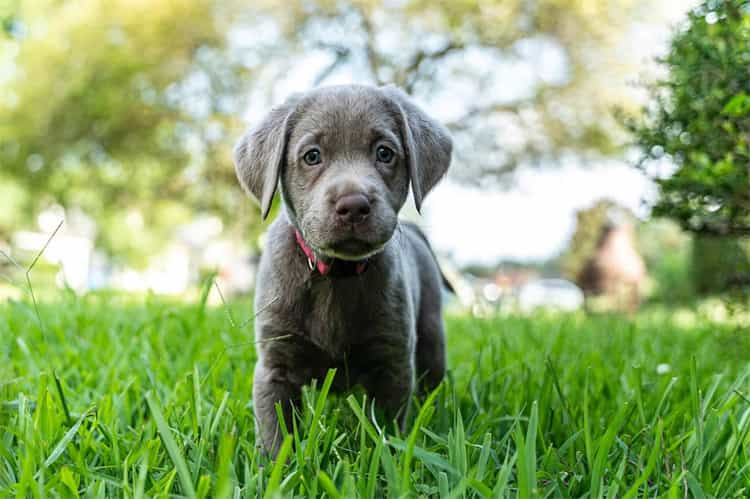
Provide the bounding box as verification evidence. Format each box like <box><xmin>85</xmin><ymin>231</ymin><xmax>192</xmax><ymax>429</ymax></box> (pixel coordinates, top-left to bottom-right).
<box><xmin>280</xmin><ymin>89</ymin><xmax>410</xmax><ymax>259</ymax></box>
<box><xmin>234</xmin><ymin>85</ymin><xmax>452</xmax><ymax>260</ymax></box>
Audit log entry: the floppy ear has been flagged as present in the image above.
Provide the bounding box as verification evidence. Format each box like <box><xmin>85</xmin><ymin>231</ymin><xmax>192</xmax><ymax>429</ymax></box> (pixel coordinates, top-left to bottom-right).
<box><xmin>381</xmin><ymin>85</ymin><xmax>453</xmax><ymax>212</ymax></box>
<box><xmin>233</xmin><ymin>96</ymin><xmax>299</xmax><ymax>220</ymax></box>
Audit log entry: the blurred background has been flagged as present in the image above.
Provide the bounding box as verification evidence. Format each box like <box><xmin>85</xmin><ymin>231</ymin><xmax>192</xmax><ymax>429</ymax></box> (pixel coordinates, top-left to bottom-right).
<box><xmin>1</xmin><ymin>0</ymin><xmax>748</xmax><ymax>314</ymax></box>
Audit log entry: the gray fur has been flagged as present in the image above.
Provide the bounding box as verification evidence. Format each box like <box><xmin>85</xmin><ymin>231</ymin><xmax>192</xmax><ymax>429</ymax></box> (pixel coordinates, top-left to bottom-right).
<box><xmin>233</xmin><ymin>84</ymin><xmax>452</xmax><ymax>456</ymax></box>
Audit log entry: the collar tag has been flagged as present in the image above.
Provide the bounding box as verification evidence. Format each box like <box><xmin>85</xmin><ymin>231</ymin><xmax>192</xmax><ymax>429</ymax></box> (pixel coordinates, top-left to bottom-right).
<box><xmin>294</xmin><ymin>229</ymin><xmax>368</xmax><ymax>278</ymax></box>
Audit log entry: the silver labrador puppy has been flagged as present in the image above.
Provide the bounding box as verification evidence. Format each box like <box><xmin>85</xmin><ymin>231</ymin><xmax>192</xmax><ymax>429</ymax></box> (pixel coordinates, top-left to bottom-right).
<box><xmin>233</xmin><ymin>84</ymin><xmax>452</xmax><ymax>455</ymax></box>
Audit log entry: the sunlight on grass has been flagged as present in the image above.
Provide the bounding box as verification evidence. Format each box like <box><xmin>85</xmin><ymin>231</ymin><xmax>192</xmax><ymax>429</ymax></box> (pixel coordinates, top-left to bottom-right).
<box><xmin>1</xmin><ymin>294</ymin><xmax>749</xmax><ymax>496</ymax></box>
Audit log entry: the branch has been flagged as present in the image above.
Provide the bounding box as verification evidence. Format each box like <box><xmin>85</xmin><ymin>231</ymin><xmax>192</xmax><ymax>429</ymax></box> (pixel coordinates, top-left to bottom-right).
<box><xmin>312</xmin><ymin>43</ymin><xmax>351</xmax><ymax>85</ymax></box>
<box><xmin>357</xmin><ymin>7</ymin><xmax>383</xmax><ymax>85</ymax></box>
<box><xmin>355</xmin><ymin>6</ymin><xmax>466</xmax><ymax>91</ymax></box>
<box><xmin>444</xmin><ymin>102</ymin><xmax>526</xmax><ymax>130</ymax></box>
<box><xmin>401</xmin><ymin>41</ymin><xmax>465</xmax><ymax>93</ymax></box>
<box><xmin>448</xmin><ymin>131</ymin><xmax>552</xmax><ymax>182</ymax></box>
<box><xmin>408</xmin><ymin>42</ymin><xmax>464</xmax><ymax>72</ymax></box>
<box><xmin>685</xmin><ymin>224</ymin><xmax>750</xmax><ymax>238</ymax></box>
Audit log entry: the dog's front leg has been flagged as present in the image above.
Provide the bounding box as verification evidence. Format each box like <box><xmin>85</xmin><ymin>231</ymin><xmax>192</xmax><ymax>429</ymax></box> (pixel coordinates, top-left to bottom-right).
<box><xmin>252</xmin><ymin>362</ymin><xmax>300</xmax><ymax>457</ymax></box>
<box><xmin>371</xmin><ymin>368</ymin><xmax>414</xmax><ymax>431</ymax></box>
<box><xmin>356</xmin><ymin>339</ymin><xmax>415</xmax><ymax>431</ymax></box>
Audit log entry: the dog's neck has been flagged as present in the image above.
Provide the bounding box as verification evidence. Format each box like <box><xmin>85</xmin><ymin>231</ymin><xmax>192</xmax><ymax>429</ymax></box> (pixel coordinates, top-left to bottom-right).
<box><xmin>280</xmin><ymin>196</ymin><xmax>373</xmax><ymax>278</ymax></box>
<box><xmin>293</xmin><ymin>229</ymin><xmax>369</xmax><ymax>277</ymax></box>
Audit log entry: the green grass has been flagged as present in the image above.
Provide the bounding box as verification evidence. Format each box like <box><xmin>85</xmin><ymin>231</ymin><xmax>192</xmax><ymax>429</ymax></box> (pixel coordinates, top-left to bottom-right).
<box><xmin>1</xmin><ymin>291</ymin><xmax>750</xmax><ymax>497</ymax></box>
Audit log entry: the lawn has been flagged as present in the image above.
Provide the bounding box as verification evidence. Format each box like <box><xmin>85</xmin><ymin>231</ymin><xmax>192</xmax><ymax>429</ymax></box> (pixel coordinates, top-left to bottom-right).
<box><xmin>1</xmin><ymin>291</ymin><xmax>749</xmax><ymax>497</ymax></box>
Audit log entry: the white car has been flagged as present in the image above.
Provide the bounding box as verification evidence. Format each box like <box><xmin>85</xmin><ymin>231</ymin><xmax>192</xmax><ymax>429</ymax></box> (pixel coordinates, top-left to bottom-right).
<box><xmin>517</xmin><ymin>278</ymin><xmax>584</xmax><ymax>311</ymax></box>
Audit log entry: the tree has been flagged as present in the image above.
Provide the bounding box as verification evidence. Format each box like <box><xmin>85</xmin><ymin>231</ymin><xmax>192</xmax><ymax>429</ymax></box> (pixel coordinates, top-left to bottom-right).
<box><xmin>628</xmin><ymin>0</ymin><xmax>750</xmax><ymax>293</ymax></box>
<box><xmin>0</xmin><ymin>0</ymin><xmax>252</xmax><ymax>263</ymax></box>
<box><xmin>1</xmin><ymin>0</ymin><xmax>682</xmax><ymax>264</ymax></box>
<box><xmin>260</xmin><ymin>0</ymin><xmax>670</xmax><ymax>180</ymax></box>
<box><xmin>628</xmin><ymin>0</ymin><xmax>750</xmax><ymax>237</ymax></box>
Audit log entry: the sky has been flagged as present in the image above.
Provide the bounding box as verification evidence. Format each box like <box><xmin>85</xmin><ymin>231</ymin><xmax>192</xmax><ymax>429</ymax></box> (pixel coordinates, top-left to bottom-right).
<box><xmin>419</xmin><ymin>0</ymin><xmax>698</xmax><ymax>264</ymax></box>
<box><xmin>423</xmin><ymin>161</ymin><xmax>657</xmax><ymax>263</ymax></box>
<box><xmin>238</xmin><ymin>0</ymin><xmax>697</xmax><ymax>265</ymax></box>
<box><xmin>420</xmin><ymin>0</ymin><xmax>697</xmax><ymax>264</ymax></box>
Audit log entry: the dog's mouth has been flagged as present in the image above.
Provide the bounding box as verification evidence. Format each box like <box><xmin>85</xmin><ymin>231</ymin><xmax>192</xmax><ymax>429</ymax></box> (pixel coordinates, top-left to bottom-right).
<box><xmin>322</xmin><ymin>238</ymin><xmax>385</xmax><ymax>261</ymax></box>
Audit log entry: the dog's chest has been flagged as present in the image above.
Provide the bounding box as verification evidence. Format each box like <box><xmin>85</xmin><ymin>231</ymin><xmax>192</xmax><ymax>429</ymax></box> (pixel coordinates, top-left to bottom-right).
<box><xmin>302</xmin><ymin>276</ymin><xmax>406</xmax><ymax>359</ymax></box>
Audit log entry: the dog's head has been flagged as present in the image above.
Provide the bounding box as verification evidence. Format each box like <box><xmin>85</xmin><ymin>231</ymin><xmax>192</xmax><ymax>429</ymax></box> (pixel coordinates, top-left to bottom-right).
<box><xmin>233</xmin><ymin>84</ymin><xmax>452</xmax><ymax>260</ymax></box>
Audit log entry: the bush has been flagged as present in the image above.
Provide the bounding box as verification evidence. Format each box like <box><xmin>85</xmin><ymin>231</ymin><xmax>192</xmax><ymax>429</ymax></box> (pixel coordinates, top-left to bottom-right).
<box><xmin>692</xmin><ymin>235</ymin><xmax>750</xmax><ymax>293</ymax></box>
<box><xmin>637</xmin><ymin>218</ymin><xmax>694</xmax><ymax>303</ymax></box>
<box><xmin>629</xmin><ymin>0</ymin><xmax>750</xmax><ymax>293</ymax></box>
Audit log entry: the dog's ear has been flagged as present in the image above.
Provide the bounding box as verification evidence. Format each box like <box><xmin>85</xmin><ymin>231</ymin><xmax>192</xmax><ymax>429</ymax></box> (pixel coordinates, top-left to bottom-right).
<box><xmin>381</xmin><ymin>85</ymin><xmax>453</xmax><ymax>213</ymax></box>
<box><xmin>233</xmin><ymin>95</ymin><xmax>299</xmax><ymax>220</ymax></box>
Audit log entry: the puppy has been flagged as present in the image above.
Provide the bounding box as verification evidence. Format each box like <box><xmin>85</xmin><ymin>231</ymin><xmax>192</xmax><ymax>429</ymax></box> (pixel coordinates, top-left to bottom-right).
<box><xmin>233</xmin><ymin>84</ymin><xmax>452</xmax><ymax>455</ymax></box>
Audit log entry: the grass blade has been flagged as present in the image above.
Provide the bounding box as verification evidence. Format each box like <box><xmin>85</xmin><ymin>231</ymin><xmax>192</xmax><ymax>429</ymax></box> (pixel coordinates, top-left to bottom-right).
<box><xmin>401</xmin><ymin>385</ymin><xmax>442</xmax><ymax>492</ymax></box>
<box><xmin>43</xmin><ymin>407</ymin><xmax>94</xmax><ymax>468</ymax></box>
<box><xmin>525</xmin><ymin>401</ymin><xmax>538</xmax><ymax>494</ymax></box>
<box><xmin>591</xmin><ymin>401</ymin><xmax>631</xmax><ymax>498</ymax></box>
<box><xmin>304</xmin><ymin>369</ymin><xmax>337</xmax><ymax>459</ymax></box>
<box><xmin>134</xmin><ymin>456</ymin><xmax>148</xmax><ymax>499</ymax></box>
<box><xmin>264</xmin><ymin>435</ymin><xmax>292</xmax><ymax>499</ymax></box>
<box><xmin>622</xmin><ymin>419</ymin><xmax>663</xmax><ymax>499</ymax></box>
<box><xmin>145</xmin><ymin>391</ymin><xmax>197</xmax><ymax>499</ymax></box>
<box><xmin>317</xmin><ymin>470</ymin><xmax>343</xmax><ymax>499</ymax></box>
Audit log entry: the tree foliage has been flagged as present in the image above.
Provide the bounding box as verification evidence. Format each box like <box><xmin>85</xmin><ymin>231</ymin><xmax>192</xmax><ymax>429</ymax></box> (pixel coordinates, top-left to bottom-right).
<box><xmin>1</xmin><ymin>0</ymin><xmax>676</xmax><ymax>262</ymax></box>
<box><xmin>0</xmin><ymin>0</ymin><xmax>251</xmax><ymax>260</ymax></box>
<box><xmin>629</xmin><ymin>0</ymin><xmax>750</xmax><ymax>237</ymax></box>
<box><xmin>262</xmin><ymin>0</ymin><xmax>658</xmax><ymax>179</ymax></box>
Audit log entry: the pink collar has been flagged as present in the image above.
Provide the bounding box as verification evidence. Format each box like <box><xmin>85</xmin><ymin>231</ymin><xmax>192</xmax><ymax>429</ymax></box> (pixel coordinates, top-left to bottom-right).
<box><xmin>294</xmin><ymin>229</ymin><xmax>368</xmax><ymax>276</ymax></box>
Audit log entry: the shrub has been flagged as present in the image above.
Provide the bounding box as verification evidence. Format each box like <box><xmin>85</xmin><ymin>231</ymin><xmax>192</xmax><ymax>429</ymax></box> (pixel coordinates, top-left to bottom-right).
<box><xmin>628</xmin><ymin>0</ymin><xmax>750</xmax><ymax>293</ymax></box>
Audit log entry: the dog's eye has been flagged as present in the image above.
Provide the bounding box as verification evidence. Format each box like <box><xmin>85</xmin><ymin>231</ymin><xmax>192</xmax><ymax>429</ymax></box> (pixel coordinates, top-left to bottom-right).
<box><xmin>376</xmin><ymin>145</ymin><xmax>395</xmax><ymax>163</ymax></box>
<box><xmin>303</xmin><ymin>149</ymin><xmax>322</xmax><ymax>165</ymax></box>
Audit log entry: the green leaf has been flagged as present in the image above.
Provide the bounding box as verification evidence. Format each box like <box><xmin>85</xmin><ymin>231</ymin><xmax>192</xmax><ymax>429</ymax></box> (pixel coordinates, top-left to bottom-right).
<box><xmin>43</xmin><ymin>407</ymin><xmax>94</xmax><ymax>468</ymax></box>
<box><xmin>722</xmin><ymin>93</ymin><xmax>750</xmax><ymax>117</ymax></box>
<box><xmin>264</xmin><ymin>435</ymin><xmax>293</xmax><ymax>499</ymax></box>
<box><xmin>145</xmin><ymin>391</ymin><xmax>197</xmax><ymax>499</ymax></box>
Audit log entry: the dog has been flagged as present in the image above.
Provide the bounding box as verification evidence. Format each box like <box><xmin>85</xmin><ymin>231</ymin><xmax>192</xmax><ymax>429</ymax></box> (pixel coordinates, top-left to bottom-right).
<box><xmin>233</xmin><ymin>84</ymin><xmax>453</xmax><ymax>456</ymax></box>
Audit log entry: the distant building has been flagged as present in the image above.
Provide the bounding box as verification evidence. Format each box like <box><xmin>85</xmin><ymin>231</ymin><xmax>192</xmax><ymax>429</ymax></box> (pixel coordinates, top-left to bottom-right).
<box><xmin>7</xmin><ymin>207</ymin><xmax>257</xmax><ymax>297</ymax></box>
<box><xmin>577</xmin><ymin>214</ymin><xmax>646</xmax><ymax>311</ymax></box>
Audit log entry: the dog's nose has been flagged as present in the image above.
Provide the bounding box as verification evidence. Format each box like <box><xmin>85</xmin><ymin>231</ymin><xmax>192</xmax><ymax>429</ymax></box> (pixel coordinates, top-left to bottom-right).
<box><xmin>335</xmin><ymin>193</ymin><xmax>371</xmax><ymax>224</ymax></box>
